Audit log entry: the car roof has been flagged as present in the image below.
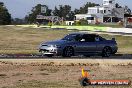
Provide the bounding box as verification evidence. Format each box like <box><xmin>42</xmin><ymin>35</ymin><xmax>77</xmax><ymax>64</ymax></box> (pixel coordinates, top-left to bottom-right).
<box><xmin>69</xmin><ymin>32</ymin><xmax>98</xmax><ymax>36</ymax></box>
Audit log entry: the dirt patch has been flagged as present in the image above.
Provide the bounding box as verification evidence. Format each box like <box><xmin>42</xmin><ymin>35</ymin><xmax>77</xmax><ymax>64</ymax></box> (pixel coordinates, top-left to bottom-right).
<box><xmin>0</xmin><ymin>59</ymin><xmax>132</xmax><ymax>88</ymax></box>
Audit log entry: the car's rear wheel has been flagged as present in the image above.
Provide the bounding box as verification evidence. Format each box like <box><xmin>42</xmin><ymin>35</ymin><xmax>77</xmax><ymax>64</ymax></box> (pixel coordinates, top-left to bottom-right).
<box><xmin>102</xmin><ymin>47</ymin><xmax>112</xmax><ymax>57</ymax></box>
<box><xmin>62</xmin><ymin>47</ymin><xmax>74</xmax><ymax>57</ymax></box>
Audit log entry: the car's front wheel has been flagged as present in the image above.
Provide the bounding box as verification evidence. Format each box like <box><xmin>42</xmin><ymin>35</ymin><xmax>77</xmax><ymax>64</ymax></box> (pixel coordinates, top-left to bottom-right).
<box><xmin>84</xmin><ymin>55</ymin><xmax>90</xmax><ymax>57</ymax></box>
<box><xmin>102</xmin><ymin>47</ymin><xmax>112</xmax><ymax>57</ymax></box>
<box><xmin>62</xmin><ymin>47</ymin><xmax>74</xmax><ymax>57</ymax></box>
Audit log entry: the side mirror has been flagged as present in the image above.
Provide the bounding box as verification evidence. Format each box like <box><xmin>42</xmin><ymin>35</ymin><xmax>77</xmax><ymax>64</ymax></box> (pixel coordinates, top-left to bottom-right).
<box><xmin>80</xmin><ymin>39</ymin><xmax>85</xmax><ymax>42</ymax></box>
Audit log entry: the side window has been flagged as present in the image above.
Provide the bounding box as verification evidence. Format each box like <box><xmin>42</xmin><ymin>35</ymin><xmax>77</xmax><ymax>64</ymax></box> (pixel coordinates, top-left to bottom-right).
<box><xmin>95</xmin><ymin>36</ymin><xmax>105</xmax><ymax>41</ymax></box>
<box><xmin>75</xmin><ymin>34</ymin><xmax>82</xmax><ymax>41</ymax></box>
<box><xmin>80</xmin><ymin>35</ymin><xmax>86</xmax><ymax>42</ymax></box>
<box><xmin>95</xmin><ymin>37</ymin><xmax>100</xmax><ymax>41</ymax></box>
<box><xmin>82</xmin><ymin>34</ymin><xmax>95</xmax><ymax>42</ymax></box>
<box><xmin>99</xmin><ymin>36</ymin><xmax>106</xmax><ymax>41</ymax></box>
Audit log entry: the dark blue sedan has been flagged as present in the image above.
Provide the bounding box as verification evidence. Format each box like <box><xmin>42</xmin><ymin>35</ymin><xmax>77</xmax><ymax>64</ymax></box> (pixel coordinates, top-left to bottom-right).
<box><xmin>39</xmin><ymin>33</ymin><xmax>118</xmax><ymax>57</ymax></box>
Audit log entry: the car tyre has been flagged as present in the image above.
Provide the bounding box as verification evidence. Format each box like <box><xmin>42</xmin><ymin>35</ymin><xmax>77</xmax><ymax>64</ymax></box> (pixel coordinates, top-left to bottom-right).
<box><xmin>62</xmin><ymin>47</ymin><xmax>74</xmax><ymax>57</ymax></box>
<box><xmin>102</xmin><ymin>47</ymin><xmax>112</xmax><ymax>57</ymax></box>
<box><xmin>84</xmin><ymin>55</ymin><xmax>90</xmax><ymax>57</ymax></box>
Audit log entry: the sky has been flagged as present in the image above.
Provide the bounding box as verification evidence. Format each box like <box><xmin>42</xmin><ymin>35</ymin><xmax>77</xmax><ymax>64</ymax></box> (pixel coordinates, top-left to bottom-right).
<box><xmin>1</xmin><ymin>0</ymin><xmax>132</xmax><ymax>18</ymax></box>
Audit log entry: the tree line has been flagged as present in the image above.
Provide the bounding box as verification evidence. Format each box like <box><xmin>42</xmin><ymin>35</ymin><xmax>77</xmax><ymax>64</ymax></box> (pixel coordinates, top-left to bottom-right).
<box><xmin>0</xmin><ymin>1</ymin><xmax>98</xmax><ymax>25</ymax></box>
<box><xmin>0</xmin><ymin>1</ymin><xmax>131</xmax><ymax>25</ymax></box>
<box><xmin>0</xmin><ymin>2</ymin><xmax>11</xmax><ymax>25</ymax></box>
<box><xmin>25</xmin><ymin>2</ymin><xmax>99</xmax><ymax>24</ymax></box>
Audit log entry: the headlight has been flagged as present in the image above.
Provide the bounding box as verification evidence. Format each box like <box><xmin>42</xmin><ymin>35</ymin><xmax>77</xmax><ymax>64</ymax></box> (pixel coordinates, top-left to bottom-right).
<box><xmin>51</xmin><ymin>45</ymin><xmax>61</xmax><ymax>48</ymax></box>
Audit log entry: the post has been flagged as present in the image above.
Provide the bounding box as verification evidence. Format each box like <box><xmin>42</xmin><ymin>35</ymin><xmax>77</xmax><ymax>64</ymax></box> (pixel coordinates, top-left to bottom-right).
<box><xmin>124</xmin><ymin>17</ymin><xmax>127</xmax><ymax>27</ymax></box>
<box><xmin>111</xmin><ymin>16</ymin><xmax>112</xmax><ymax>22</ymax></box>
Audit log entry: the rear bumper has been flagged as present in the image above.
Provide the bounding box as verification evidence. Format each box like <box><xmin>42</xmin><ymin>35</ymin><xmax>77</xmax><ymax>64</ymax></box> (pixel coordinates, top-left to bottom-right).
<box><xmin>112</xmin><ymin>46</ymin><xmax>118</xmax><ymax>54</ymax></box>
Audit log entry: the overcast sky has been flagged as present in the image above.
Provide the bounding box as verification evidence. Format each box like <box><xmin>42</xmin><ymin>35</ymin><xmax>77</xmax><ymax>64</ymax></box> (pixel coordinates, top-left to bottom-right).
<box><xmin>1</xmin><ymin>0</ymin><xmax>132</xmax><ymax>18</ymax></box>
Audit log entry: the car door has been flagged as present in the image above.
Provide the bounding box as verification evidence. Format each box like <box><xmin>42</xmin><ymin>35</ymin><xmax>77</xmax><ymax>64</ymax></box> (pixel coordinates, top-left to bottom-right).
<box><xmin>95</xmin><ymin>36</ymin><xmax>106</xmax><ymax>53</ymax></box>
<box><xmin>75</xmin><ymin>34</ymin><xmax>97</xmax><ymax>53</ymax></box>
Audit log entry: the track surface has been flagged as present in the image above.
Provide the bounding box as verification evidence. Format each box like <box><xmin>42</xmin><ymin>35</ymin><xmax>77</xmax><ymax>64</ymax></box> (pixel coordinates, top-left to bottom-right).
<box><xmin>1</xmin><ymin>58</ymin><xmax>132</xmax><ymax>66</ymax></box>
<box><xmin>0</xmin><ymin>54</ymin><xmax>132</xmax><ymax>59</ymax></box>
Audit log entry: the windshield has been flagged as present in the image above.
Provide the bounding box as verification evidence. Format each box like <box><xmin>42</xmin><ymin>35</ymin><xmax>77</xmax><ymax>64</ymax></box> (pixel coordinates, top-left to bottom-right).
<box><xmin>62</xmin><ymin>34</ymin><xmax>80</xmax><ymax>41</ymax></box>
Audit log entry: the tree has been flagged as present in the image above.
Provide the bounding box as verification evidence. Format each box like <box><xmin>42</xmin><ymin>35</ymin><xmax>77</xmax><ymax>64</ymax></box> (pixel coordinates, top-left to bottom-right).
<box><xmin>66</xmin><ymin>11</ymin><xmax>75</xmax><ymax>21</ymax></box>
<box><xmin>0</xmin><ymin>2</ymin><xmax>11</xmax><ymax>25</ymax></box>
<box><xmin>53</xmin><ymin>5</ymin><xmax>71</xmax><ymax>20</ymax></box>
<box><xmin>12</xmin><ymin>18</ymin><xmax>26</xmax><ymax>25</ymax></box>
<box><xmin>79</xmin><ymin>2</ymin><xmax>99</xmax><ymax>14</ymax></box>
<box><xmin>52</xmin><ymin>6</ymin><xmax>59</xmax><ymax>16</ymax></box>
<box><xmin>25</xmin><ymin>4</ymin><xmax>52</xmax><ymax>23</ymax></box>
<box><xmin>74</xmin><ymin>9</ymin><xmax>80</xmax><ymax>14</ymax></box>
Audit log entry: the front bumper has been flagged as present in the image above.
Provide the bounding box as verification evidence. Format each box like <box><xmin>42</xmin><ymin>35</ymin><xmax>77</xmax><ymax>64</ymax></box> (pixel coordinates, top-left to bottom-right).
<box><xmin>39</xmin><ymin>46</ymin><xmax>62</xmax><ymax>56</ymax></box>
<box><xmin>39</xmin><ymin>49</ymin><xmax>57</xmax><ymax>55</ymax></box>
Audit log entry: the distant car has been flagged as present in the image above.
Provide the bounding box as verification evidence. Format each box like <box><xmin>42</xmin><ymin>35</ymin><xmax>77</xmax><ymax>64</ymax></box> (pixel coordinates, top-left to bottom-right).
<box><xmin>39</xmin><ymin>33</ymin><xmax>118</xmax><ymax>57</ymax></box>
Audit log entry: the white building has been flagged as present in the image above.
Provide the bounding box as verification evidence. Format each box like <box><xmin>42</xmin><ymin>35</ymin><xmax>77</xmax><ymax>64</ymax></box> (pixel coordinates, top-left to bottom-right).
<box><xmin>65</xmin><ymin>21</ymin><xmax>74</xmax><ymax>25</ymax></box>
<box><xmin>75</xmin><ymin>0</ymin><xmax>124</xmax><ymax>24</ymax></box>
<box><xmin>75</xmin><ymin>14</ymin><xmax>101</xmax><ymax>24</ymax></box>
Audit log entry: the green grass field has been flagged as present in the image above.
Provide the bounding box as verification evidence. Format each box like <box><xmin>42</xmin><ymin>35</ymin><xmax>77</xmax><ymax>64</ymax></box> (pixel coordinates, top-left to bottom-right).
<box><xmin>0</xmin><ymin>25</ymin><xmax>132</xmax><ymax>54</ymax></box>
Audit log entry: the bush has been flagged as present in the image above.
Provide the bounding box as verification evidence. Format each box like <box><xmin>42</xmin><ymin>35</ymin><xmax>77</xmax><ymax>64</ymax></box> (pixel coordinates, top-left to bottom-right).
<box><xmin>48</xmin><ymin>22</ymin><xmax>52</xmax><ymax>27</ymax></box>
<box><xmin>80</xmin><ymin>19</ymin><xmax>88</xmax><ymax>25</ymax></box>
<box><xmin>75</xmin><ymin>21</ymin><xmax>81</xmax><ymax>26</ymax></box>
<box><xmin>74</xmin><ymin>19</ymin><xmax>88</xmax><ymax>26</ymax></box>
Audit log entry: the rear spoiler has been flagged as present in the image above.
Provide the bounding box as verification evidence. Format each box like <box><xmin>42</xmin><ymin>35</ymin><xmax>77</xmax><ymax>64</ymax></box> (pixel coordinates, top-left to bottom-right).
<box><xmin>112</xmin><ymin>38</ymin><xmax>115</xmax><ymax>41</ymax></box>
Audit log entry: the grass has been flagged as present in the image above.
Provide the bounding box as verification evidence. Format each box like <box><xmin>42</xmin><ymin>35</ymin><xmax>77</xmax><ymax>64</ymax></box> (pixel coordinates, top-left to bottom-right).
<box><xmin>87</xmin><ymin>23</ymin><xmax>123</xmax><ymax>28</ymax></box>
<box><xmin>0</xmin><ymin>25</ymin><xmax>132</xmax><ymax>54</ymax></box>
<box><xmin>0</xmin><ymin>26</ymin><xmax>72</xmax><ymax>54</ymax></box>
<box><xmin>101</xmin><ymin>34</ymin><xmax>132</xmax><ymax>54</ymax></box>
